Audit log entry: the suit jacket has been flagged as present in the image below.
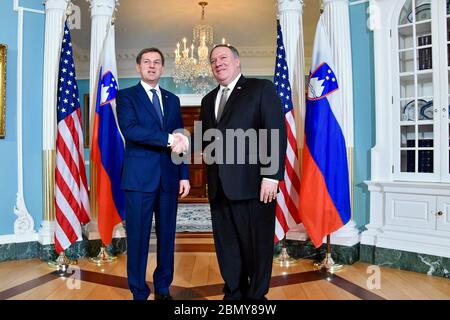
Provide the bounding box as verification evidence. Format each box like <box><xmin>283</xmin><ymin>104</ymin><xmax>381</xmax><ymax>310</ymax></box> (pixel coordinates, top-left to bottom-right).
<box><xmin>200</xmin><ymin>75</ymin><xmax>287</xmax><ymax>201</ymax></box>
<box><xmin>116</xmin><ymin>83</ymin><xmax>189</xmax><ymax>193</ymax></box>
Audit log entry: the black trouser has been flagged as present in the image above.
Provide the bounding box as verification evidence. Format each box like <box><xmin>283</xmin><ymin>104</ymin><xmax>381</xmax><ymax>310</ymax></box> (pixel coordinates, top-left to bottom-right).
<box><xmin>210</xmin><ymin>180</ymin><xmax>276</xmax><ymax>300</ymax></box>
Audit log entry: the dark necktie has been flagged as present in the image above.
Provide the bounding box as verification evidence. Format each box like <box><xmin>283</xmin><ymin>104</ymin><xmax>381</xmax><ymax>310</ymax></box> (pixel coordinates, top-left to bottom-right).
<box><xmin>150</xmin><ymin>88</ymin><xmax>163</xmax><ymax>126</ymax></box>
<box><xmin>216</xmin><ymin>87</ymin><xmax>230</xmax><ymax>121</ymax></box>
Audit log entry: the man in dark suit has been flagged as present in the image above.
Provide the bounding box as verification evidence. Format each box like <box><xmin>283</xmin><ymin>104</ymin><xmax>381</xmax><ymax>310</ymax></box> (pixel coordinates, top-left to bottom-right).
<box><xmin>200</xmin><ymin>44</ymin><xmax>287</xmax><ymax>300</ymax></box>
<box><xmin>117</xmin><ymin>47</ymin><xmax>190</xmax><ymax>301</ymax></box>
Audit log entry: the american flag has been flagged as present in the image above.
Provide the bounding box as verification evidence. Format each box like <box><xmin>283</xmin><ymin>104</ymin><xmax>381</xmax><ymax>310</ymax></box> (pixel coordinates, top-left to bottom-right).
<box><xmin>274</xmin><ymin>22</ymin><xmax>302</xmax><ymax>242</ymax></box>
<box><xmin>54</xmin><ymin>22</ymin><xmax>90</xmax><ymax>254</ymax></box>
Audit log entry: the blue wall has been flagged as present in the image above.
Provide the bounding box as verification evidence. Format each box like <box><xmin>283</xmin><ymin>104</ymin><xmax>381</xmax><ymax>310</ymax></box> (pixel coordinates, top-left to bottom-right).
<box><xmin>0</xmin><ymin>0</ymin><xmax>45</xmax><ymax>235</ymax></box>
<box><xmin>0</xmin><ymin>0</ymin><xmax>374</xmax><ymax>236</ymax></box>
<box><xmin>349</xmin><ymin>1</ymin><xmax>375</xmax><ymax>229</ymax></box>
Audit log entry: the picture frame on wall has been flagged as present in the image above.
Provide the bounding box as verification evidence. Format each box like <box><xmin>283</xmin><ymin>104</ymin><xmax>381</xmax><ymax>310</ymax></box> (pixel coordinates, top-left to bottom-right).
<box><xmin>0</xmin><ymin>44</ymin><xmax>6</xmax><ymax>138</ymax></box>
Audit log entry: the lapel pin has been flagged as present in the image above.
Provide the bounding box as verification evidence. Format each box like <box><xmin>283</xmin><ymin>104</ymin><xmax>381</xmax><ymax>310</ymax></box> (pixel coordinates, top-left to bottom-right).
<box><xmin>237</xmin><ymin>86</ymin><xmax>242</xmax><ymax>90</ymax></box>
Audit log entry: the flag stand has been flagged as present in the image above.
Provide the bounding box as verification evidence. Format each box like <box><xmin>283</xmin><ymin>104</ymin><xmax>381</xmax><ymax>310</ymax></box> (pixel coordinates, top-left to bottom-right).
<box><xmin>273</xmin><ymin>237</ymin><xmax>298</xmax><ymax>267</ymax></box>
<box><xmin>48</xmin><ymin>251</ymin><xmax>77</xmax><ymax>272</ymax></box>
<box><xmin>89</xmin><ymin>245</ymin><xmax>117</xmax><ymax>265</ymax></box>
<box><xmin>313</xmin><ymin>235</ymin><xmax>343</xmax><ymax>273</ymax></box>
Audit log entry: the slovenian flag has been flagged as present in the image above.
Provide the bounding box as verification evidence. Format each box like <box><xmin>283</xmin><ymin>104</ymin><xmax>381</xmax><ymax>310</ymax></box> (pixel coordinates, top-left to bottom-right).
<box><xmin>299</xmin><ymin>16</ymin><xmax>351</xmax><ymax>248</ymax></box>
<box><xmin>90</xmin><ymin>24</ymin><xmax>125</xmax><ymax>246</ymax></box>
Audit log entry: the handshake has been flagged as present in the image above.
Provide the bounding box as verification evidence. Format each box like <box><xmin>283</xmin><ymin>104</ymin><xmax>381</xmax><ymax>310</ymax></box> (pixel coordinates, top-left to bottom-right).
<box><xmin>170</xmin><ymin>132</ymin><xmax>189</xmax><ymax>154</ymax></box>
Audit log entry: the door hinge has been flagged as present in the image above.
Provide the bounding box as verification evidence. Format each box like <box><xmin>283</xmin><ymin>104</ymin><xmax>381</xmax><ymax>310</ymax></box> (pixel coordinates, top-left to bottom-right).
<box><xmin>390</xmin><ymin>29</ymin><xmax>392</xmax><ymax>37</ymax></box>
<box><xmin>392</xmin><ymin>165</ymin><xmax>394</xmax><ymax>173</ymax></box>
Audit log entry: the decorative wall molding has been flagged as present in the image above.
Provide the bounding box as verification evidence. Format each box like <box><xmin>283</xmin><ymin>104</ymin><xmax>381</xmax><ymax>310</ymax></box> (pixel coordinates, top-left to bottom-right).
<box><xmin>14</xmin><ymin>0</ymin><xmax>44</xmax><ymax>13</ymax></box>
<box><xmin>0</xmin><ymin>232</ymin><xmax>38</xmax><ymax>245</ymax></box>
<box><xmin>74</xmin><ymin>46</ymin><xmax>277</xmax><ymax>63</ymax></box>
<box><xmin>11</xmin><ymin>0</ymin><xmax>45</xmax><ymax>242</ymax></box>
<box><xmin>74</xmin><ymin>46</ymin><xmax>277</xmax><ymax>79</ymax></box>
<box><xmin>14</xmin><ymin>194</ymin><xmax>35</xmax><ymax>235</ymax></box>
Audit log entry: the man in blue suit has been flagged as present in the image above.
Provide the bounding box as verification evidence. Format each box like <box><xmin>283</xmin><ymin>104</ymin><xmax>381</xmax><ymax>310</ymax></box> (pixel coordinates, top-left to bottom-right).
<box><xmin>116</xmin><ymin>47</ymin><xmax>190</xmax><ymax>301</ymax></box>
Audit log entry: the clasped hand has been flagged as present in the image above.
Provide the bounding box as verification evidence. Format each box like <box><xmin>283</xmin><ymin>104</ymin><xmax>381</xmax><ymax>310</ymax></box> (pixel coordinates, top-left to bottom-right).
<box><xmin>171</xmin><ymin>133</ymin><xmax>189</xmax><ymax>154</ymax></box>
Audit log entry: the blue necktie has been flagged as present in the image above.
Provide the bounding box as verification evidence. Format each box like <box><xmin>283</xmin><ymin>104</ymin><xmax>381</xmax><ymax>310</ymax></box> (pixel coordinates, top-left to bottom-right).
<box><xmin>150</xmin><ymin>89</ymin><xmax>163</xmax><ymax>126</ymax></box>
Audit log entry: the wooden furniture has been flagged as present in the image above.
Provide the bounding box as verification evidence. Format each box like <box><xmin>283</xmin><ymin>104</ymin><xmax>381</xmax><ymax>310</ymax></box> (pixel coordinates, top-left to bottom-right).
<box><xmin>179</xmin><ymin>106</ymin><xmax>208</xmax><ymax>203</ymax></box>
<box><xmin>362</xmin><ymin>0</ymin><xmax>450</xmax><ymax>258</ymax></box>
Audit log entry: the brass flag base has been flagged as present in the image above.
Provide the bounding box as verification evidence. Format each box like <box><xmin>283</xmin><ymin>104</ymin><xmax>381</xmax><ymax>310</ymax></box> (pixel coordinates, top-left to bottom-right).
<box><xmin>273</xmin><ymin>247</ymin><xmax>298</xmax><ymax>267</ymax></box>
<box><xmin>89</xmin><ymin>246</ymin><xmax>117</xmax><ymax>266</ymax></box>
<box><xmin>313</xmin><ymin>252</ymin><xmax>343</xmax><ymax>273</ymax></box>
<box><xmin>313</xmin><ymin>235</ymin><xmax>344</xmax><ymax>274</ymax></box>
<box><xmin>273</xmin><ymin>237</ymin><xmax>298</xmax><ymax>268</ymax></box>
<box><xmin>48</xmin><ymin>252</ymin><xmax>77</xmax><ymax>273</ymax></box>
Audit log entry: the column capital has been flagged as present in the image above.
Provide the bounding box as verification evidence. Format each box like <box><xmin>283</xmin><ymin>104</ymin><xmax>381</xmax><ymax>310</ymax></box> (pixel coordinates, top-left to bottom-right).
<box><xmin>88</xmin><ymin>0</ymin><xmax>119</xmax><ymax>17</ymax></box>
<box><xmin>277</xmin><ymin>0</ymin><xmax>304</xmax><ymax>15</ymax></box>
<box><xmin>322</xmin><ymin>0</ymin><xmax>349</xmax><ymax>6</ymax></box>
<box><xmin>44</xmin><ymin>0</ymin><xmax>69</xmax><ymax>12</ymax></box>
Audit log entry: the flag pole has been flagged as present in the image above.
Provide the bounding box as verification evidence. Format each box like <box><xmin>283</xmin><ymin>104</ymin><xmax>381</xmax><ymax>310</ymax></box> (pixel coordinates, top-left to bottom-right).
<box><xmin>48</xmin><ymin>1</ymin><xmax>81</xmax><ymax>273</ymax></box>
<box><xmin>273</xmin><ymin>236</ymin><xmax>298</xmax><ymax>267</ymax></box>
<box><xmin>88</xmin><ymin>15</ymin><xmax>119</xmax><ymax>266</ymax></box>
<box><xmin>313</xmin><ymin>235</ymin><xmax>343</xmax><ymax>273</ymax></box>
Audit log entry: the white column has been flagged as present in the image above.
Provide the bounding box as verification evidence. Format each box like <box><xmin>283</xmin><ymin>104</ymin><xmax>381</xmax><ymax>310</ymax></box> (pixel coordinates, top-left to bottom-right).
<box><xmin>85</xmin><ymin>0</ymin><xmax>122</xmax><ymax>240</ymax></box>
<box><xmin>88</xmin><ymin>0</ymin><xmax>116</xmax><ymax>126</ymax></box>
<box><xmin>360</xmin><ymin>182</ymin><xmax>383</xmax><ymax>246</ymax></box>
<box><xmin>277</xmin><ymin>0</ymin><xmax>308</xmax><ymax>241</ymax></box>
<box><xmin>322</xmin><ymin>0</ymin><xmax>360</xmax><ymax>246</ymax></box>
<box><xmin>38</xmin><ymin>0</ymin><xmax>68</xmax><ymax>244</ymax></box>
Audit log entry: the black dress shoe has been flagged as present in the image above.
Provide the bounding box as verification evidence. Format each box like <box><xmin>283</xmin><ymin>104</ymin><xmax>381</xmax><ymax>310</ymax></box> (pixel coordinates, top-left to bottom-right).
<box><xmin>155</xmin><ymin>293</ymin><xmax>173</xmax><ymax>300</ymax></box>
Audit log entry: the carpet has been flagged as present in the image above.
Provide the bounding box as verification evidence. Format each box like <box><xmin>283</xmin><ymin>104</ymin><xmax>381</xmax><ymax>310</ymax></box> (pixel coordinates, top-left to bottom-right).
<box><xmin>151</xmin><ymin>203</ymin><xmax>212</xmax><ymax>232</ymax></box>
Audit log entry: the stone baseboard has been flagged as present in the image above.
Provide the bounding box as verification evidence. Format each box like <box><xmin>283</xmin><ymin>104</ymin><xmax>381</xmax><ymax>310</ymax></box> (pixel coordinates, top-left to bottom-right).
<box><xmin>0</xmin><ymin>238</ymin><xmax>128</xmax><ymax>262</ymax></box>
<box><xmin>0</xmin><ymin>242</ymin><xmax>38</xmax><ymax>261</ymax></box>
<box><xmin>359</xmin><ymin>245</ymin><xmax>450</xmax><ymax>278</ymax></box>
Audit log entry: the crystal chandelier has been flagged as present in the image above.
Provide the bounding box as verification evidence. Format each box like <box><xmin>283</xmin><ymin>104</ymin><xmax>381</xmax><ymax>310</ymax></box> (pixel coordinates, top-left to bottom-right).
<box><xmin>173</xmin><ymin>2</ymin><xmax>225</xmax><ymax>95</ymax></box>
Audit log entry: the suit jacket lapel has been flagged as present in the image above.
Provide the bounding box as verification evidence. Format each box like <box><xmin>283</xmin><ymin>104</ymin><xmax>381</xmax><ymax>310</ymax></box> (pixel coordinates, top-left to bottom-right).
<box><xmin>218</xmin><ymin>75</ymin><xmax>246</xmax><ymax>124</ymax></box>
<box><xmin>135</xmin><ymin>83</ymin><xmax>163</xmax><ymax>129</ymax></box>
<box><xmin>209</xmin><ymin>86</ymin><xmax>220</xmax><ymax>127</ymax></box>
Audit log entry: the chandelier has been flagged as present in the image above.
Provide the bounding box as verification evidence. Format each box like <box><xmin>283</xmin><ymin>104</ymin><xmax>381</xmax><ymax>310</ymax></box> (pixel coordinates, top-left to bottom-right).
<box><xmin>173</xmin><ymin>2</ymin><xmax>225</xmax><ymax>95</ymax></box>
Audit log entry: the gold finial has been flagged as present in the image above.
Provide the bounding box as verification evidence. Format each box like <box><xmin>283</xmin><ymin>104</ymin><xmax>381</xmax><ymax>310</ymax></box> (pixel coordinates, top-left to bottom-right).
<box><xmin>199</xmin><ymin>1</ymin><xmax>208</xmax><ymax>20</ymax></box>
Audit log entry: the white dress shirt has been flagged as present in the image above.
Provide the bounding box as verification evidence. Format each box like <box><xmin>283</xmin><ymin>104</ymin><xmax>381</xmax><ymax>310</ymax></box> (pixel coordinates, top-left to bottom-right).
<box><xmin>140</xmin><ymin>81</ymin><xmax>164</xmax><ymax>115</ymax></box>
<box><xmin>214</xmin><ymin>73</ymin><xmax>241</xmax><ymax>119</ymax></box>
<box><xmin>140</xmin><ymin>81</ymin><xmax>174</xmax><ymax>146</ymax></box>
<box><xmin>213</xmin><ymin>74</ymin><xmax>278</xmax><ymax>186</ymax></box>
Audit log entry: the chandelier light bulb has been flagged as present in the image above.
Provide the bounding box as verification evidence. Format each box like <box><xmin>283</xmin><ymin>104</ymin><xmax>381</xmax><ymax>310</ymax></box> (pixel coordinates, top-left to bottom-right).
<box><xmin>173</xmin><ymin>1</ymin><xmax>221</xmax><ymax>94</ymax></box>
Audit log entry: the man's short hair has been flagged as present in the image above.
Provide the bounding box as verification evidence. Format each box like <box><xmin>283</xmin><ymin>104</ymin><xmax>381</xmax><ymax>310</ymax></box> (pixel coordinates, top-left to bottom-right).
<box><xmin>136</xmin><ymin>47</ymin><xmax>165</xmax><ymax>65</ymax></box>
<box><xmin>209</xmin><ymin>44</ymin><xmax>240</xmax><ymax>61</ymax></box>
